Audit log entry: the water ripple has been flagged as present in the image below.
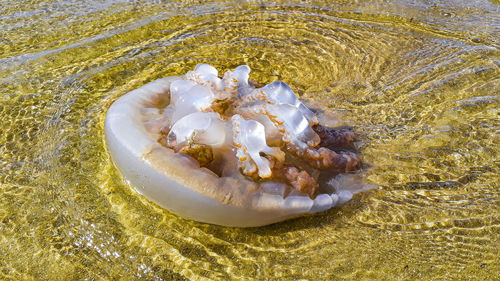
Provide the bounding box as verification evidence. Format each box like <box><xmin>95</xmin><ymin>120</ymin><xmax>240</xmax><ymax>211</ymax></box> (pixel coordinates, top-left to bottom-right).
<box><xmin>0</xmin><ymin>0</ymin><xmax>499</xmax><ymax>280</ymax></box>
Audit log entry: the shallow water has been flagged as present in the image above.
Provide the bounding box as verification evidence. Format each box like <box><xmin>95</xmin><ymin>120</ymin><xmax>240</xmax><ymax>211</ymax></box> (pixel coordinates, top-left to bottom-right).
<box><xmin>1</xmin><ymin>0</ymin><xmax>499</xmax><ymax>280</ymax></box>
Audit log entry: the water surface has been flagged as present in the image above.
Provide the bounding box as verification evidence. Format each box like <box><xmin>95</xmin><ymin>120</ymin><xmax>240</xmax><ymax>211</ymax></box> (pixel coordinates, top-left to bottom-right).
<box><xmin>1</xmin><ymin>0</ymin><xmax>499</xmax><ymax>280</ymax></box>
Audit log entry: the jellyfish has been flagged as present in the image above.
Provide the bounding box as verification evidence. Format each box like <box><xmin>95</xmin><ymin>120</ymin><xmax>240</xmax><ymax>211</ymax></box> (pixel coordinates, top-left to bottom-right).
<box><xmin>104</xmin><ymin>64</ymin><xmax>372</xmax><ymax>227</ymax></box>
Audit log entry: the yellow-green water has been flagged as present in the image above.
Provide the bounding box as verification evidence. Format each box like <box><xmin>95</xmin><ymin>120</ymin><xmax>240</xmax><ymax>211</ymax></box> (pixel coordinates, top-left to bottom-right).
<box><xmin>1</xmin><ymin>0</ymin><xmax>499</xmax><ymax>280</ymax></box>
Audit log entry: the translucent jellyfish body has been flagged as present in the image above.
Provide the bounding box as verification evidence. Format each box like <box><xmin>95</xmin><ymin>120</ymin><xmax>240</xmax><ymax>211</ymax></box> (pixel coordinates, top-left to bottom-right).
<box><xmin>105</xmin><ymin>64</ymin><xmax>372</xmax><ymax>227</ymax></box>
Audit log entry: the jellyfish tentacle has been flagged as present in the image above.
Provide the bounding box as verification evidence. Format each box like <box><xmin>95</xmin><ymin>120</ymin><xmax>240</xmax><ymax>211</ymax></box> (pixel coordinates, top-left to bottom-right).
<box><xmin>233</xmin><ymin>102</ymin><xmax>282</xmax><ymax>146</ymax></box>
<box><xmin>221</xmin><ymin>65</ymin><xmax>251</xmax><ymax>98</ymax></box>
<box><xmin>274</xmin><ymin>164</ymin><xmax>319</xmax><ymax>199</ymax></box>
<box><xmin>219</xmin><ymin>70</ymin><xmax>239</xmax><ymax>100</ymax></box>
<box><xmin>285</xmin><ymin>144</ymin><xmax>361</xmax><ymax>173</ymax></box>
<box><xmin>314</xmin><ymin>148</ymin><xmax>361</xmax><ymax>172</ymax></box>
<box><xmin>246</xmin><ymin>103</ymin><xmax>320</xmax><ymax>152</ymax></box>
<box><xmin>231</xmin><ymin>114</ymin><xmax>285</xmax><ymax>179</ymax></box>
<box><xmin>312</xmin><ymin>124</ymin><xmax>357</xmax><ymax>151</ymax></box>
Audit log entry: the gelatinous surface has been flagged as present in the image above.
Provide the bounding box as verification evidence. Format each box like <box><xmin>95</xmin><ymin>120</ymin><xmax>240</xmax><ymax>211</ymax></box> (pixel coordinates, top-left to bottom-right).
<box><xmin>1</xmin><ymin>0</ymin><xmax>499</xmax><ymax>280</ymax></box>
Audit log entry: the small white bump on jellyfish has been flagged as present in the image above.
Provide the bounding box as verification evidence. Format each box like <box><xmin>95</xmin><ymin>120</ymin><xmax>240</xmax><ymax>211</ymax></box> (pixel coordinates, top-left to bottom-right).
<box><xmin>310</xmin><ymin>193</ymin><xmax>333</xmax><ymax>213</ymax></box>
<box><xmin>251</xmin><ymin>192</ymin><xmax>285</xmax><ymax>211</ymax></box>
<box><xmin>336</xmin><ymin>190</ymin><xmax>353</xmax><ymax>205</ymax></box>
<box><xmin>261</xmin><ymin>81</ymin><xmax>318</xmax><ymax>125</ymax></box>
<box><xmin>170</xmin><ymin>84</ymin><xmax>215</xmax><ymax>123</ymax></box>
<box><xmin>186</xmin><ymin>63</ymin><xmax>223</xmax><ymax>91</ymax></box>
<box><xmin>167</xmin><ymin>111</ymin><xmax>227</xmax><ymax>148</ymax></box>
<box><xmin>231</xmin><ymin>114</ymin><xmax>285</xmax><ymax>178</ymax></box>
<box><xmin>283</xmin><ymin>194</ymin><xmax>314</xmax><ymax>211</ymax></box>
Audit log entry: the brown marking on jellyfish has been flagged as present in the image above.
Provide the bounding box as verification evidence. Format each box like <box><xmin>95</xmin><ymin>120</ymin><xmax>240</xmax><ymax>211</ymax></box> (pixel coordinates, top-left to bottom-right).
<box><xmin>178</xmin><ymin>143</ymin><xmax>214</xmax><ymax>168</ymax></box>
<box><xmin>209</xmin><ymin>98</ymin><xmax>234</xmax><ymax>117</ymax></box>
<box><xmin>241</xmin><ymin>89</ymin><xmax>268</xmax><ymax>103</ymax></box>
<box><xmin>273</xmin><ymin>164</ymin><xmax>319</xmax><ymax>199</ymax></box>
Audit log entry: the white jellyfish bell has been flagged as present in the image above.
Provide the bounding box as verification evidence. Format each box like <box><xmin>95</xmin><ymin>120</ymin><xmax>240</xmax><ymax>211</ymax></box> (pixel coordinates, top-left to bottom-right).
<box><xmin>104</xmin><ymin>64</ymin><xmax>373</xmax><ymax>227</ymax></box>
